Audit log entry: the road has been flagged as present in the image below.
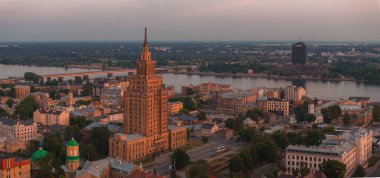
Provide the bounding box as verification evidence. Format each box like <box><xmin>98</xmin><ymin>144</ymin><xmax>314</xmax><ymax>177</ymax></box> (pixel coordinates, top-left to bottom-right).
<box><xmin>144</xmin><ymin>139</ymin><xmax>241</xmax><ymax>177</ymax></box>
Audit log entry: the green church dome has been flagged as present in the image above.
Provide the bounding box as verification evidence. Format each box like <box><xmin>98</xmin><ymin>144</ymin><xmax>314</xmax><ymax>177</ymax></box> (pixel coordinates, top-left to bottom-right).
<box><xmin>31</xmin><ymin>147</ymin><xmax>47</xmax><ymax>162</ymax></box>
<box><xmin>66</xmin><ymin>138</ymin><xmax>79</xmax><ymax>146</ymax></box>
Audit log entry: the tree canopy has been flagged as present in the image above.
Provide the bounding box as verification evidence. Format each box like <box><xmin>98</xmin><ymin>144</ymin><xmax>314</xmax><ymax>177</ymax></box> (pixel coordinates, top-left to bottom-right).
<box><xmin>321</xmin><ymin>160</ymin><xmax>346</xmax><ymax>178</ymax></box>
<box><xmin>14</xmin><ymin>96</ymin><xmax>39</xmax><ymax>120</ymax></box>
<box><xmin>24</xmin><ymin>72</ymin><xmax>42</xmax><ymax>83</ymax></box>
<box><xmin>171</xmin><ymin>149</ymin><xmax>190</xmax><ymax>170</ymax></box>
<box><xmin>187</xmin><ymin>160</ymin><xmax>210</xmax><ymax>178</ymax></box>
<box><xmin>321</xmin><ymin>105</ymin><xmax>342</xmax><ymax>123</ymax></box>
<box><xmin>305</xmin><ymin>129</ymin><xmax>326</xmax><ymax>146</ymax></box>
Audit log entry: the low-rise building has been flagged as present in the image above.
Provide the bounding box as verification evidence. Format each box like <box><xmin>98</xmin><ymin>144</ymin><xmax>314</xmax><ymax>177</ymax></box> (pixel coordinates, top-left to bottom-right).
<box><xmin>257</xmin><ymin>97</ymin><xmax>290</xmax><ymax>116</ymax></box>
<box><xmin>71</xmin><ymin>157</ymin><xmax>165</xmax><ymax>178</ymax></box>
<box><xmin>166</xmin><ymin>86</ymin><xmax>175</xmax><ymax>99</ymax></box>
<box><xmin>33</xmin><ymin>109</ymin><xmax>70</xmax><ymax>126</ymax></box>
<box><xmin>192</xmin><ymin>123</ymin><xmax>220</xmax><ymax>138</ymax></box>
<box><xmin>0</xmin><ymin>118</ymin><xmax>37</xmax><ymax>141</ymax></box>
<box><xmin>285</xmin><ymin>86</ymin><xmax>306</xmax><ymax>102</ymax></box>
<box><xmin>15</xmin><ymin>85</ymin><xmax>30</xmax><ymax>99</ymax></box>
<box><xmin>0</xmin><ymin>152</ymin><xmax>31</xmax><ymax>178</ymax></box>
<box><xmin>217</xmin><ymin>90</ymin><xmax>257</xmax><ymax>114</ymax></box>
<box><xmin>0</xmin><ymin>137</ymin><xmax>26</xmax><ymax>153</ymax></box>
<box><xmin>215</xmin><ymin>128</ymin><xmax>234</xmax><ymax>140</ymax></box>
<box><xmin>168</xmin><ymin>101</ymin><xmax>184</xmax><ymax>115</ymax></box>
<box><xmin>285</xmin><ymin>128</ymin><xmax>372</xmax><ymax>177</ymax></box>
<box><xmin>168</xmin><ymin>125</ymin><xmax>187</xmax><ymax>150</ymax></box>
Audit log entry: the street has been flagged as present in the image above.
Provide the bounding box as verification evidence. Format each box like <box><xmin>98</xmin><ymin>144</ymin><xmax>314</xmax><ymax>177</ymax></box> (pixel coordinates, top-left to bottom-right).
<box><xmin>144</xmin><ymin>139</ymin><xmax>242</xmax><ymax>176</ymax></box>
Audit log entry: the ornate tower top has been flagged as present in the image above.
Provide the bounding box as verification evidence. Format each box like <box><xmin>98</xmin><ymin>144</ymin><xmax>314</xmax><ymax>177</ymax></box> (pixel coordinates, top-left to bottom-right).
<box><xmin>140</xmin><ymin>27</ymin><xmax>151</xmax><ymax>61</ymax></box>
<box><xmin>136</xmin><ymin>28</ymin><xmax>155</xmax><ymax>76</ymax></box>
<box><xmin>144</xmin><ymin>27</ymin><xmax>148</xmax><ymax>47</ymax></box>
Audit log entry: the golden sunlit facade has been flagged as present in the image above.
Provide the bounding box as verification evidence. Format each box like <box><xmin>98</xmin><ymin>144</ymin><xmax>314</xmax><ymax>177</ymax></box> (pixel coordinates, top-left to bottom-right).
<box><xmin>109</xmin><ymin>28</ymin><xmax>186</xmax><ymax>162</ymax></box>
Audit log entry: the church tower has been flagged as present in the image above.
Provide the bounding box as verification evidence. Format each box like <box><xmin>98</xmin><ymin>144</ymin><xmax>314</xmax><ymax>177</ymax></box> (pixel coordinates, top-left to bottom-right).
<box><xmin>64</xmin><ymin>138</ymin><xmax>79</xmax><ymax>178</ymax></box>
<box><xmin>124</xmin><ymin>28</ymin><xmax>169</xmax><ymax>152</ymax></box>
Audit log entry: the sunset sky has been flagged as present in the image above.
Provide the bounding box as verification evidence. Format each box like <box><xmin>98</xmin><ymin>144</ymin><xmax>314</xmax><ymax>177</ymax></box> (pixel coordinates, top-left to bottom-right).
<box><xmin>0</xmin><ymin>0</ymin><xmax>379</xmax><ymax>41</ymax></box>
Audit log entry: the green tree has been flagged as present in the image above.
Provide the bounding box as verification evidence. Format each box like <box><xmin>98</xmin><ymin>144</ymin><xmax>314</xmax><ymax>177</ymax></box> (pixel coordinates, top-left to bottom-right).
<box><xmin>343</xmin><ymin>113</ymin><xmax>351</xmax><ymax>126</ymax></box>
<box><xmin>74</xmin><ymin>76</ymin><xmax>83</xmax><ymax>85</ymax></box>
<box><xmin>186</xmin><ymin>88</ymin><xmax>195</xmax><ymax>95</ymax></box>
<box><xmin>255</xmin><ymin>139</ymin><xmax>278</xmax><ymax>162</ymax></box>
<box><xmin>321</xmin><ymin>105</ymin><xmax>342</xmax><ymax>123</ymax></box>
<box><xmin>225</xmin><ymin>118</ymin><xmax>234</xmax><ymax>129</ymax></box>
<box><xmin>305</xmin><ymin>129</ymin><xmax>326</xmax><ymax>146</ymax></box>
<box><xmin>70</xmin><ymin>116</ymin><xmax>93</xmax><ymax>128</ymax></box>
<box><xmin>245</xmin><ymin>108</ymin><xmax>264</xmax><ymax>121</ymax></box>
<box><xmin>352</xmin><ymin>165</ymin><xmax>365</xmax><ymax>177</ymax></box>
<box><xmin>6</xmin><ymin>98</ymin><xmax>14</xmax><ymax>108</ymax></box>
<box><xmin>373</xmin><ymin>105</ymin><xmax>380</xmax><ymax>121</ymax></box>
<box><xmin>229</xmin><ymin>155</ymin><xmax>245</xmax><ymax>173</ymax></box>
<box><xmin>287</xmin><ymin>132</ymin><xmax>305</xmax><ymax>145</ymax></box>
<box><xmin>187</xmin><ymin>160</ymin><xmax>210</xmax><ymax>178</ymax></box>
<box><xmin>76</xmin><ymin>100</ymin><xmax>91</xmax><ymax>106</ymax></box>
<box><xmin>201</xmin><ymin>136</ymin><xmax>209</xmax><ymax>143</ymax></box>
<box><xmin>24</xmin><ymin>72</ymin><xmax>42</xmax><ymax>83</ymax></box>
<box><xmin>322</xmin><ymin>125</ymin><xmax>335</xmax><ymax>134</ymax></box>
<box><xmin>0</xmin><ymin>108</ymin><xmax>8</xmax><ymax>117</ymax></box>
<box><xmin>321</xmin><ymin>160</ymin><xmax>346</xmax><ymax>178</ymax></box>
<box><xmin>271</xmin><ymin>131</ymin><xmax>289</xmax><ymax>149</ymax></box>
<box><xmin>306</xmin><ymin>114</ymin><xmax>317</xmax><ymax>123</ymax></box>
<box><xmin>64</xmin><ymin>125</ymin><xmax>82</xmax><ymax>142</ymax></box>
<box><xmin>81</xmin><ymin>144</ymin><xmax>103</xmax><ymax>161</ymax></box>
<box><xmin>239</xmin><ymin>149</ymin><xmax>256</xmax><ymax>169</ymax></box>
<box><xmin>49</xmin><ymin>90</ymin><xmax>61</xmax><ymax>100</ymax></box>
<box><xmin>89</xmin><ymin>126</ymin><xmax>111</xmax><ymax>156</ymax></box>
<box><xmin>237</xmin><ymin>128</ymin><xmax>257</xmax><ymax>143</ymax></box>
<box><xmin>171</xmin><ymin>149</ymin><xmax>190</xmax><ymax>170</ymax></box>
<box><xmin>14</xmin><ymin>96</ymin><xmax>39</xmax><ymax>120</ymax></box>
<box><xmin>81</xmin><ymin>83</ymin><xmax>93</xmax><ymax>96</ymax></box>
<box><xmin>295</xmin><ymin>101</ymin><xmax>309</xmax><ymax>123</ymax></box>
<box><xmin>197</xmin><ymin>111</ymin><xmax>207</xmax><ymax>121</ymax></box>
<box><xmin>6</xmin><ymin>87</ymin><xmax>16</xmax><ymax>98</ymax></box>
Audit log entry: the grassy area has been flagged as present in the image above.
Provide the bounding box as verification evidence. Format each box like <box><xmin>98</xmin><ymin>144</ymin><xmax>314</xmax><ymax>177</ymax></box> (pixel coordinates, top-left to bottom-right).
<box><xmin>368</xmin><ymin>156</ymin><xmax>380</xmax><ymax>167</ymax></box>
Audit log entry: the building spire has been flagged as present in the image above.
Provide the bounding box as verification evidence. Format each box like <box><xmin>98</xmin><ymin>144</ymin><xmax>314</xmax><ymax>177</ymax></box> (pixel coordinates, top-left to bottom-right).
<box><xmin>144</xmin><ymin>27</ymin><xmax>148</xmax><ymax>47</ymax></box>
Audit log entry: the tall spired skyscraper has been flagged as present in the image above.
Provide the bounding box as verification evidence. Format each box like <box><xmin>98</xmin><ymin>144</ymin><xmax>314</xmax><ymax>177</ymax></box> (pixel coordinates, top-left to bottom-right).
<box><xmin>124</xmin><ymin>27</ymin><xmax>169</xmax><ymax>145</ymax></box>
<box><xmin>109</xmin><ymin>28</ymin><xmax>188</xmax><ymax>162</ymax></box>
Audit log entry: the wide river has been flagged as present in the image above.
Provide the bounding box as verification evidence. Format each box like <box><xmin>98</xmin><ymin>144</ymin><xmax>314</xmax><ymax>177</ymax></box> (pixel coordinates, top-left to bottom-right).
<box><xmin>0</xmin><ymin>64</ymin><xmax>379</xmax><ymax>101</ymax></box>
<box><xmin>162</xmin><ymin>73</ymin><xmax>380</xmax><ymax>102</ymax></box>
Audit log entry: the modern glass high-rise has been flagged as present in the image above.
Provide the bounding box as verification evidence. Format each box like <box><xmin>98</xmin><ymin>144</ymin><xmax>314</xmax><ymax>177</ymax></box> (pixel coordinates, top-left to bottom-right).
<box><xmin>292</xmin><ymin>42</ymin><xmax>306</xmax><ymax>65</ymax></box>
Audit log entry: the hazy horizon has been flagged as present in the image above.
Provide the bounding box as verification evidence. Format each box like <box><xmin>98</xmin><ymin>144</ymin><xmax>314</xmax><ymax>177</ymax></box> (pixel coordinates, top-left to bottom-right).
<box><xmin>1</xmin><ymin>0</ymin><xmax>380</xmax><ymax>42</ymax></box>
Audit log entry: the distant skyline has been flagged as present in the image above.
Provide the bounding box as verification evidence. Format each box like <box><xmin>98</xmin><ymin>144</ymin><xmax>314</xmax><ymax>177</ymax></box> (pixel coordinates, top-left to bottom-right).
<box><xmin>0</xmin><ymin>0</ymin><xmax>380</xmax><ymax>42</ymax></box>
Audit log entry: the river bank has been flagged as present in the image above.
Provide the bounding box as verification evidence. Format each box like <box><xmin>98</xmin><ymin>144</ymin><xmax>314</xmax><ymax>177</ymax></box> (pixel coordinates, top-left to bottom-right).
<box><xmin>164</xmin><ymin>71</ymin><xmax>368</xmax><ymax>82</ymax></box>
